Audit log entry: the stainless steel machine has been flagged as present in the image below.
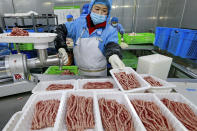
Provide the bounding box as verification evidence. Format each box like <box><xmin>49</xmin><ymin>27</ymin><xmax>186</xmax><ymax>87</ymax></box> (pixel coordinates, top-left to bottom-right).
<box><xmin>0</xmin><ymin>32</ymin><xmax>63</xmax><ymax>97</ymax></box>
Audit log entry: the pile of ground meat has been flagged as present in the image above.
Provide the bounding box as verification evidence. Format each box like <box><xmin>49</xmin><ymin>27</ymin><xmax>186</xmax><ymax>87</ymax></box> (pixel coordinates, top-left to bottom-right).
<box><xmin>31</xmin><ymin>100</ymin><xmax>60</xmax><ymax>130</ymax></box>
<box><xmin>114</xmin><ymin>72</ymin><xmax>141</xmax><ymax>90</ymax></box>
<box><xmin>131</xmin><ymin>99</ymin><xmax>174</xmax><ymax>131</ymax></box>
<box><xmin>83</xmin><ymin>82</ymin><xmax>113</xmax><ymax>89</ymax></box>
<box><xmin>66</xmin><ymin>95</ymin><xmax>95</xmax><ymax>130</ymax></box>
<box><xmin>46</xmin><ymin>84</ymin><xmax>74</xmax><ymax>91</ymax></box>
<box><xmin>162</xmin><ymin>98</ymin><xmax>197</xmax><ymax>130</ymax></box>
<box><xmin>8</xmin><ymin>27</ymin><xmax>29</xmax><ymax>36</ymax></box>
<box><xmin>99</xmin><ymin>98</ymin><xmax>134</xmax><ymax>131</ymax></box>
<box><xmin>61</xmin><ymin>70</ymin><xmax>75</xmax><ymax>75</ymax></box>
<box><xmin>143</xmin><ymin>76</ymin><xmax>163</xmax><ymax>86</ymax></box>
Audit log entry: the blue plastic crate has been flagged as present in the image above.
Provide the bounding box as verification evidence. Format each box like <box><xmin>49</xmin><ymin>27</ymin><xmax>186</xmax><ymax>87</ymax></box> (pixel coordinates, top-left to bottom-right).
<box><xmin>6</xmin><ymin>29</ymin><xmax>12</xmax><ymax>33</ymax></box>
<box><xmin>168</xmin><ymin>28</ymin><xmax>197</xmax><ymax>59</ymax></box>
<box><xmin>26</xmin><ymin>28</ymin><xmax>44</xmax><ymax>32</ymax></box>
<box><xmin>6</xmin><ymin>27</ymin><xmax>43</xmax><ymax>33</ymax></box>
<box><xmin>154</xmin><ymin>27</ymin><xmax>175</xmax><ymax>50</ymax></box>
<box><xmin>11</xmin><ymin>50</ymin><xmax>37</xmax><ymax>59</ymax></box>
<box><xmin>37</xmin><ymin>28</ymin><xmax>44</xmax><ymax>32</ymax></box>
<box><xmin>0</xmin><ymin>43</ymin><xmax>9</xmax><ymax>48</ymax></box>
<box><xmin>0</xmin><ymin>49</ymin><xmax>10</xmax><ymax>55</ymax></box>
<box><xmin>183</xmin><ymin>39</ymin><xmax>197</xmax><ymax>59</ymax></box>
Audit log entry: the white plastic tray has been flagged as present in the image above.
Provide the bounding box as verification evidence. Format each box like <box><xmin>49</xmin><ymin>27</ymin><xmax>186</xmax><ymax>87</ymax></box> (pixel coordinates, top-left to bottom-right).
<box><xmin>0</xmin><ymin>33</ymin><xmax>57</xmax><ymax>43</ymax></box>
<box><xmin>77</xmin><ymin>78</ymin><xmax>119</xmax><ymax>92</ymax></box>
<box><xmin>126</xmin><ymin>93</ymin><xmax>187</xmax><ymax>131</ymax></box>
<box><xmin>140</xmin><ymin>74</ymin><xmax>176</xmax><ymax>93</ymax></box>
<box><xmin>155</xmin><ymin>93</ymin><xmax>197</xmax><ymax>130</ymax></box>
<box><xmin>110</xmin><ymin>67</ymin><xmax>150</xmax><ymax>93</ymax></box>
<box><xmin>3</xmin><ymin>111</ymin><xmax>23</xmax><ymax>131</ymax></box>
<box><xmin>96</xmin><ymin>92</ymin><xmax>146</xmax><ymax>131</ymax></box>
<box><xmin>32</xmin><ymin>80</ymin><xmax>77</xmax><ymax>94</ymax></box>
<box><xmin>54</xmin><ymin>91</ymin><xmax>103</xmax><ymax>131</ymax></box>
<box><xmin>14</xmin><ymin>92</ymin><xmax>64</xmax><ymax>131</ymax></box>
<box><xmin>22</xmin><ymin>94</ymin><xmax>36</xmax><ymax>111</ymax></box>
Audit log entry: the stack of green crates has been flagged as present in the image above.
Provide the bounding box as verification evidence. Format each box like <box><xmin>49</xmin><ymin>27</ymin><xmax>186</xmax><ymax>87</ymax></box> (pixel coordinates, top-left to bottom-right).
<box><xmin>13</xmin><ymin>43</ymin><xmax>34</xmax><ymax>50</ymax></box>
<box><xmin>118</xmin><ymin>32</ymin><xmax>121</xmax><ymax>44</ymax></box>
<box><xmin>123</xmin><ymin>33</ymin><xmax>155</xmax><ymax>45</ymax></box>
<box><xmin>44</xmin><ymin>66</ymin><xmax>78</xmax><ymax>75</ymax></box>
<box><xmin>122</xmin><ymin>51</ymin><xmax>138</xmax><ymax>68</ymax></box>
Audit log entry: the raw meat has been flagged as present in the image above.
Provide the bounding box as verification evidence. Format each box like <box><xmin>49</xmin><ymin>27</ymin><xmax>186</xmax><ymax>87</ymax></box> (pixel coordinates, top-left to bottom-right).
<box><xmin>161</xmin><ymin>98</ymin><xmax>197</xmax><ymax>131</ymax></box>
<box><xmin>66</xmin><ymin>95</ymin><xmax>95</xmax><ymax>131</ymax></box>
<box><xmin>114</xmin><ymin>72</ymin><xmax>141</xmax><ymax>90</ymax></box>
<box><xmin>99</xmin><ymin>98</ymin><xmax>134</xmax><ymax>131</ymax></box>
<box><xmin>31</xmin><ymin>100</ymin><xmax>60</xmax><ymax>130</ymax></box>
<box><xmin>46</xmin><ymin>84</ymin><xmax>74</xmax><ymax>91</ymax></box>
<box><xmin>83</xmin><ymin>82</ymin><xmax>113</xmax><ymax>89</ymax></box>
<box><xmin>131</xmin><ymin>99</ymin><xmax>174</xmax><ymax>131</ymax></box>
<box><xmin>143</xmin><ymin>76</ymin><xmax>163</xmax><ymax>86</ymax></box>
<box><xmin>128</xmin><ymin>33</ymin><xmax>137</xmax><ymax>36</ymax></box>
<box><xmin>61</xmin><ymin>70</ymin><xmax>75</xmax><ymax>75</ymax></box>
<box><xmin>8</xmin><ymin>27</ymin><xmax>29</xmax><ymax>36</ymax></box>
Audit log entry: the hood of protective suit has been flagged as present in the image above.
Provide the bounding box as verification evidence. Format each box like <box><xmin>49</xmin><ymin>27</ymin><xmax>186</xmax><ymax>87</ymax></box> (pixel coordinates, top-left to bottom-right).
<box><xmin>88</xmin><ymin>0</ymin><xmax>112</xmax><ymax>22</ymax></box>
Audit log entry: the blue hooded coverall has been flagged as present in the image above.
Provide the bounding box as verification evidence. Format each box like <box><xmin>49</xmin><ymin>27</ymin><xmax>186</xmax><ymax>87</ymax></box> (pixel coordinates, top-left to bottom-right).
<box><xmin>54</xmin><ymin>0</ymin><xmax>122</xmax><ymax>74</ymax></box>
<box><xmin>111</xmin><ymin>17</ymin><xmax>125</xmax><ymax>35</ymax></box>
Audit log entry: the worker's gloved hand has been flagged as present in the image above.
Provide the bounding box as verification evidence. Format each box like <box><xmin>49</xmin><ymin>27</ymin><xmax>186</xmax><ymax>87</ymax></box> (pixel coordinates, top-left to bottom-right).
<box><xmin>109</xmin><ymin>54</ymin><xmax>125</xmax><ymax>69</ymax></box>
<box><xmin>58</xmin><ymin>48</ymin><xmax>68</xmax><ymax>65</ymax></box>
<box><xmin>120</xmin><ymin>31</ymin><xmax>124</xmax><ymax>35</ymax></box>
<box><xmin>120</xmin><ymin>42</ymin><xmax>128</xmax><ymax>49</ymax></box>
<box><xmin>54</xmin><ymin>24</ymin><xmax>67</xmax><ymax>50</ymax></box>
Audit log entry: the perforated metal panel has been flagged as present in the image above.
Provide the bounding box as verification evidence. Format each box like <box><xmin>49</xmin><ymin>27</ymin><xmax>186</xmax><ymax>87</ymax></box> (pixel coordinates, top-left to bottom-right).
<box><xmin>135</xmin><ymin>0</ymin><xmax>159</xmax><ymax>33</ymax></box>
<box><xmin>111</xmin><ymin>0</ymin><xmax>135</xmax><ymax>33</ymax></box>
<box><xmin>157</xmin><ymin>0</ymin><xmax>186</xmax><ymax>28</ymax></box>
<box><xmin>181</xmin><ymin>0</ymin><xmax>197</xmax><ymax>29</ymax></box>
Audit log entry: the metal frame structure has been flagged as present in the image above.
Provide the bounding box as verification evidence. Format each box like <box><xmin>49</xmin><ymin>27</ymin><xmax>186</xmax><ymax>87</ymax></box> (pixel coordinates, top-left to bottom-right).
<box><xmin>1</xmin><ymin>14</ymin><xmax>58</xmax><ymax>32</ymax></box>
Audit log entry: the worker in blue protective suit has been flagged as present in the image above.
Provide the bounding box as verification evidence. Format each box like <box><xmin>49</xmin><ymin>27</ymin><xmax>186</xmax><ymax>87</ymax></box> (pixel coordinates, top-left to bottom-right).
<box><xmin>111</xmin><ymin>17</ymin><xmax>125</xmax><ymax>35</ymax></box>
<box><xmin>81</xmin><ymin>3</ymin><xmax>89</xmax><ymax>16</ymax></box>
<box><xmin>54</xmin><ymin>0</ymin><xmax>125</xmax><ymax>76</ymax></box>
<box><xmin>66</xmin><ymin>14</ymin><xmax>73</xmax><ymax>22</ymax></box>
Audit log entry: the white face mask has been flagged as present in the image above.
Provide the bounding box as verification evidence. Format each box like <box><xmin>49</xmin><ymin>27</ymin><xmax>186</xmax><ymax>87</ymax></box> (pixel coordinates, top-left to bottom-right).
<box><xmin>90</xmin><ymin>12</ymin><xmax>107</xmax><ymax>25</ymax></box>
<box><xmin>112</xmin><ymin>23</ymin><xmax>118</xmax><ymax>27</ymax></box>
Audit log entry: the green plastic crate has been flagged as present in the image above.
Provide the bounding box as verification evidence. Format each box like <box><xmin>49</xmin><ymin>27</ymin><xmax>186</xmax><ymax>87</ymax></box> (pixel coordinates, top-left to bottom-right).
<box><xmin>122</xmin><ymin>51</ymin><xmax>137</xmax><ymax>59</ymax></box>
<box><xmin>13</xmin><ymin>43</ymin><xmax>34</xmax><ymax>50</ymax></box>
<box><xmin>44</xmin><ymin>66</ymin><xmax>78</xmax><ymax>75</ymax></box>
<box><xmin>121</xmin><ymin>51</ymin><xmax>138</xmax><ymax>68</ymax></box>
<box><xmin>122</xmin><ymin>58</ymin><xmax>138</xmax><ymax>69</ymax></box>
<box><xmin>123</xmin><ymin>33</ymin><xmax>155</xmax><ymax>45</ymax></box>
<box><xmin>118</xmin><ymin>32</ymin><xmax>121</xmax><ymax>44</ymax></box>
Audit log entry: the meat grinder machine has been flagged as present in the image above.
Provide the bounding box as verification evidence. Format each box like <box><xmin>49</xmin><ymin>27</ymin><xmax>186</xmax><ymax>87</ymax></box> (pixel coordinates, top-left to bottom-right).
<box><xmin>0</xmin><ymin>33</ymin><xmax>63</xmax><ymax>97</ymax></box>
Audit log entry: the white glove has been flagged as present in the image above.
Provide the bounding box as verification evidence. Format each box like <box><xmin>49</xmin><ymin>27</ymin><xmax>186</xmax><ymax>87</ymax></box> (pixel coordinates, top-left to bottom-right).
<box><xmin>109</xmin><ymin>54</ymin><xmax>125</xmax><ymax>69</ymax></box>
<box><xmin>58</xmin><ymin>48</ymin><xmax>68</xmax><ymax>65</ymax></box>
<box><xmin>120</xmin><ymin>42</ymin><xmax>128</xmax><ymax>49</ymax></box>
